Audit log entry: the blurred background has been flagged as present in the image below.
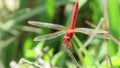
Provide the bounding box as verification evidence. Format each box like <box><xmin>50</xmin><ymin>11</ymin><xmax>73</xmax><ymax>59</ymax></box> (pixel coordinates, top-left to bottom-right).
<box><xmin>0</xmin><ymin>0</ymin><xmax>120</xmax><ymax>68</ymax></box>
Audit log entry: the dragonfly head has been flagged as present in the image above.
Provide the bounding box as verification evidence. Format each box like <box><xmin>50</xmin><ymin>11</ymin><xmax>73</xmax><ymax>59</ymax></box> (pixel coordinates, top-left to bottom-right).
<box><xmin>63</xmin><ymin>36</ymin><xmax>71</xmax><ymax>44</ymax></box>
<box><xmin>63</xmin><ymin>36</ymin><xmax>73</xmax><ymax>47</ymax></box>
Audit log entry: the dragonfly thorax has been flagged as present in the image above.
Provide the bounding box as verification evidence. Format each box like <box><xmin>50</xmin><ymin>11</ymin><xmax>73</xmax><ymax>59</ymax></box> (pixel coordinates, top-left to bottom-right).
<box><xmin>63</xmin><ymin>29</ymin><xmax>74</xmax><ymax>44</ymax></box>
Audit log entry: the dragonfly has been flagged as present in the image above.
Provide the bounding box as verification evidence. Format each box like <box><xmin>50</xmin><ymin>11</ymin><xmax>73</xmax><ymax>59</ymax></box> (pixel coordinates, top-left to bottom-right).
<box><xmin>28</xmin><ymin>0</ymin><xmax>109</xmax><ymax>47</ymax></box>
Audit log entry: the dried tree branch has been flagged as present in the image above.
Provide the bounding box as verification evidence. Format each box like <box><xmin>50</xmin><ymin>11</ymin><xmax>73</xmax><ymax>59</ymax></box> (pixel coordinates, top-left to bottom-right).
<box><xmin>83</xmin><ymin>18</ymin><xmax>105</xmax><ymax>47</ymax></box>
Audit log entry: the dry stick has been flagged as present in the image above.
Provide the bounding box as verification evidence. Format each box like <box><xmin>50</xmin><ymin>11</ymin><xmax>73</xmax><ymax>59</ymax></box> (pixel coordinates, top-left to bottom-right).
<box><xmin>83</xmin><ymin>18</ymin><xmax>104</xmax><ymax>47</ymax></box>
<box><xmin>106</xmin><ymin>53</ymin><xmax>113</xmax><ymax>68</ymax></box>
<box><xmin>85</xmin><ymin>20</ymin><xmax>120</xmax><ymax>45</ymax></box>
<box><xmin>19</xmin><ymin>58</ymin><xmax>42</xmax><ymax>68</ymax></box>
<box><xmin>36</xmin><ymin>58</ymin><xmax>53</xmax><ymax>68</ymax></box>
<box><xmin>63</xmin><ymin>44</ymin><xmax>80</xmax><ymax>68</ymax></box>
<box><xmin>104</xmin><ymin>1</ymin><xmax>119</xmax><ymax>66</ymax></box>
<box><xmin>104</xmin><ymin>0</ymin><xmax>109</xmax><ymax>30</ymax></box>
<box><xmin>85</xmin><ymin>20</ymin><xmax>96</xmax><ymax>28</ymax></box>
<box><xmin>104</xmin><ymin>0</ymin><xmax>117</xmax><ymax>66</ymax></box>
<box><xmin>85</xmin><ymin>21</ymin><xmax>116</xmax><ymax>68</ymax></box>
<box><xmin>104</xmin><ymin>0</ymin><xmax>120</xmax><ymax>44</ymax></box>
<box><xmin>84</xmin><ymin>18</ymin><xmax>114</xmax><ymax>68</ymax></box>
<box><xmin>105</xmin><ymin>33</ymin><xmax>120</xmax><ymax>45</ymax></box>
<box><xmin>85</xmin><ymin>21</ymin><xmax>120</xmax><ymax>68</ymax></box>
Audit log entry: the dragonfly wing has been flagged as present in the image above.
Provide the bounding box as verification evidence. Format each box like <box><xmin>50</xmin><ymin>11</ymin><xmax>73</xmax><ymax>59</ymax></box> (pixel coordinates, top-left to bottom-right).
<box><xmin>34</xmin><ymin>31</ymin><xmax>65</xmax><ymax>41</ymax></box>
<box><xmin>28</xmin><ymin>21</ymin><xmax>67</xmax><ymax>30</ymax></box>
<box><xmin>74</xmin><ymin>28</ymin><xmax>109</xmax><ymax>39</ymax></box>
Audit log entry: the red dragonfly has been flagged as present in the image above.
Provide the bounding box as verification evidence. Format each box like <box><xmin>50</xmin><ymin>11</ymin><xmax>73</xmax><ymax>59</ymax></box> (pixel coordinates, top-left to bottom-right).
<box><xmin>28</xmin><ymin>0</ymin><xmax>108</xmax><ymax>47</ymax></box>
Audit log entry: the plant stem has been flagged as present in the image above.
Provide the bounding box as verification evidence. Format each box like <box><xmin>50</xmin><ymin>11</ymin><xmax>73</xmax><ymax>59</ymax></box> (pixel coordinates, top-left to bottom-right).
<box><xmin>63</xmin><ymin>44</ymin><xmax>80</xmax><ymax>68</ymax></box>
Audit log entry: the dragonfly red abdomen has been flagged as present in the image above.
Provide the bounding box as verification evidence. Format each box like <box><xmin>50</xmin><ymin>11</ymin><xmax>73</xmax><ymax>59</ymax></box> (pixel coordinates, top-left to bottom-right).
<box><xmin>63</xmin><ymin>29</ymin><xmax>74</xmax><ymax>45</ymax></box>
<box><xmin>63</xmin><ymin>0</ymin><xmax>78</xmax><ymax>47</ymax></box>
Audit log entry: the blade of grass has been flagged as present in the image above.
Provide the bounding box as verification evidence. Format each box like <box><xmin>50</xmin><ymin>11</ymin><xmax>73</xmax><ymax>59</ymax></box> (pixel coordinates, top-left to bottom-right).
<box><xmin>83</xmin><ymin>18</ymin><xmax>104</xmax><ymax>47</ymax></box>
<box><xmin>108</xmin><ymin>0</ymin><xmax>120</xmax><ymax>56</ymax></box>
<box><xmin>74</xmin><ymin>35</ymin><xmax>98</xmax><ymax>68</ymax></box>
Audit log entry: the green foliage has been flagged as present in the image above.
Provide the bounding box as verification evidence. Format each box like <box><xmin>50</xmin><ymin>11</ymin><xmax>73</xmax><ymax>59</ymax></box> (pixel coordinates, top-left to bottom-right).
<box><xmin>108</xmin><ymin>0</ymin><xmax>120</xmax><ymax>56</ymax></box>
<box><xmin>0</xmin><ymin>0</ymin><xmax>120</xmax><ymax>68</ymax></box>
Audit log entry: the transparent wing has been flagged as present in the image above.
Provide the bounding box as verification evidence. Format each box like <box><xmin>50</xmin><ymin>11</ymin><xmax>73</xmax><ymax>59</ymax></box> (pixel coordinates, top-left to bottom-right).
<box><xmin>74</xmin><ymin>28</ymin><xmax>109</xmax><ymax>39</ymax></box>
<box><xmin>28</xmin><ymin>21</ymin><xmax>67</xmax><ymax>30</ymax></box>
<box><xmin>34</xmin><ymin>31</ymin><xmax>65</xmax><ymax>41</ymax></box>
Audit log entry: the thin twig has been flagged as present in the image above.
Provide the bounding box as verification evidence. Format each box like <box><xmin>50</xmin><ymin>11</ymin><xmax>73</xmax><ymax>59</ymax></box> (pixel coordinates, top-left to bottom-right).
<box><xmin>103</xmin><ymin>1</ymin><xmax>119</xmax><ymax>67</ymax></box>
<box><xmin>105</xmin><ymin>33</ymin><xmax>120</xmax><ymax>45</ymax></box>
<box><xmin>36</xmin><ymin>58</ymin><xmax>52</xmax><ymax>68</ymax></box>
<box><xmin>85</xmin><ymin>20</ymin><xmax>116</xmax><ymax>68</ymax></box>
<box><xmin>106</xmin><ymin>53</ymin><xmax>113</xmax><ymax>68</ymax></box>
<box><xmin>62</xmin><ymin>44</ymin><xmax>80</xmax><ymax>68</ymax></box>
<box><xmin>85</xmin><ymin>20</ymin><xmax>96</xmax><ymax>28</ymax></box>
<box><xmin>85</xmin><ymin>19</ymin><xmax>120</xmax><ymax>45</ymax></box>
<box><xmin>85</xmin><ymin>20</ymin><xmax>117</xmax><ymax>68</ymax></box>
<box><xmin>84</xmin><ymin>18</ymin><xmax>104</xmax><ymax>47</ymax></box>
<box><xmin>19</xmin><ymin>58</ymin><xmax>42</xmax><ymax>68</ymax></box>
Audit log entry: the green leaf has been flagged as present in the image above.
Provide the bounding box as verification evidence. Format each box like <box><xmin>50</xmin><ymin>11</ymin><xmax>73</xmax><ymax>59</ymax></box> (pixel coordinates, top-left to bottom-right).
<box><xmin>23</xmin><ymin>38</ymin><xmax>33</xmax><ymax>52</ymax></box>
<box><xmin>108</xmin><ymin>0</ymin><xmax>120</xmax><ymax>56</ymax></box>
<box><xmin>46</xmin><ymin>0</ymin><xmax>55</xmax><ymax>18</ymax></box>
<box><xmin>24</xmin><ymin>49</ymin><xmax>36</xmax><ymax>58</ymax></box>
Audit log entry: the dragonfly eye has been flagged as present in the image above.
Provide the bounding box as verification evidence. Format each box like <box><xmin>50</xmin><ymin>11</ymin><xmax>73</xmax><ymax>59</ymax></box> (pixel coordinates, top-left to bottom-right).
<box><xmin>63</xmin><ymin>37</ymin><xmax>71</xmax><ymax>44</ymax></box>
